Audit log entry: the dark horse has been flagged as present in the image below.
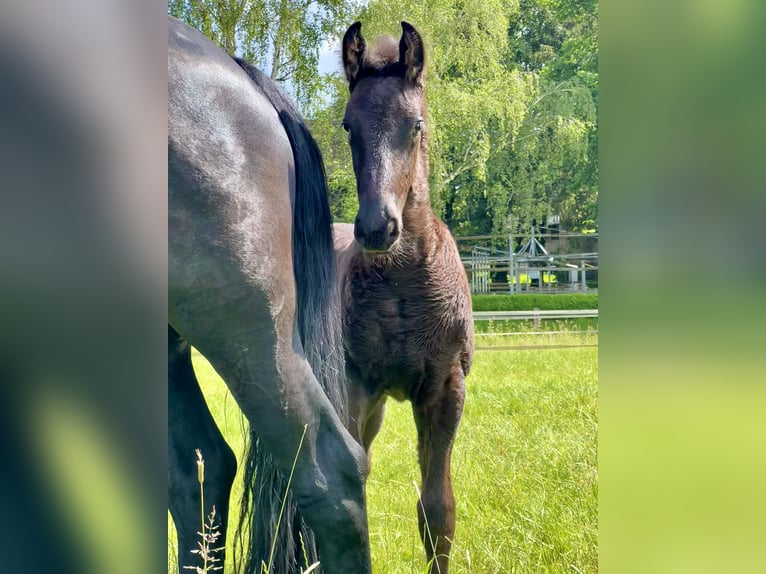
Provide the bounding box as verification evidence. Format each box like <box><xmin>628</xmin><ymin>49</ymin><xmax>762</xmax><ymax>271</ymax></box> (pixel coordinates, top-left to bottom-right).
<box><xmin>168</xmin><ymin>17</ymin><xmax>370</xmax><ymax>573</ymax></box>
<box><xmin>337</xmin><ymin>22</ymin><xmax>474</xmax><ymax>574</ymax></box>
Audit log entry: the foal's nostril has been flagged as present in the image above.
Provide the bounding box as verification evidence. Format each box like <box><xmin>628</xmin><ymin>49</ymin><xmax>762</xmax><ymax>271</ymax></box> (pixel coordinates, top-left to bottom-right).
<box><xmin>354</xmin><ymin>213</ymin><xmax>400</xmax><ymax>251</ymax></box>
<box><xmin>386</xmin><ymin>219</ymin><xmax>400</xmax><ymax>240</ymax></box>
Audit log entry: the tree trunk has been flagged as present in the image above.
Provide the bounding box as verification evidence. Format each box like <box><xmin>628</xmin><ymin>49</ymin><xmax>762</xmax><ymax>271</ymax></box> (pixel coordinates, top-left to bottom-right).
<box><xmin>270</xmin><ymin>0</ymin><xmax>288</xmax><ymax>80</ymax></box>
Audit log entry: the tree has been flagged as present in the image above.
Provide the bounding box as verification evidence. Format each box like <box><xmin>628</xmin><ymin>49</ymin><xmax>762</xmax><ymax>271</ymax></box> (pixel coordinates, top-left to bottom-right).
<box><xmin>169</xmin><ymin>0</ymin><xmax>357</xmax><ymax>109</ymax></box>
<box><xmin>323</xmin><ymin>0</ymin><xmax>538</xmax><ymax>234</ymax></box>
<box><xmin>310</xmin><ymin>0</ymin><xmax>598</xmax><ymax>235</ymax></box>
<box><xmin>308</xmin><ymin>75</ymin><xmax>360</xmax><ymax>222</ymax></box>
<box><xmin>500</xmin><ymin>0</ymin><xmax>598</xmax><ymax>233</ymax></box>
<box><xmin>170</xmin><ymin>0</ymin><xmax>598</xmax><ymax>234</ymax></box>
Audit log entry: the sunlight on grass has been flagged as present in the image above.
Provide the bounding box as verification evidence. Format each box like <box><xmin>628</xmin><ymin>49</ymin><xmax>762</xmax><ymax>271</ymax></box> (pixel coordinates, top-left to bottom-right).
<box><xmin>169</xmin><ymin>326</ymin><xmax>597</xmax><ymax>573</ymax></box>
<box><xmin>366</xmin><ymin>338</ymin><xmax>597</xmax><ymax>574</ymax></box>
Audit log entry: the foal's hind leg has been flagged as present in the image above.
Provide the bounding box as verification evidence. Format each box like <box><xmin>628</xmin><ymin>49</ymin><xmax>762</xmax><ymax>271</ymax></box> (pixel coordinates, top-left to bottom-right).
<box><xmin>413</xmin><ymin>366</ymin><xmax>466</xmax><ymax>574</ymax></box>
<box><xmin>168</xmin><ymin>326</ymin><xmax>237</xmax><ymax>573</ymax></box>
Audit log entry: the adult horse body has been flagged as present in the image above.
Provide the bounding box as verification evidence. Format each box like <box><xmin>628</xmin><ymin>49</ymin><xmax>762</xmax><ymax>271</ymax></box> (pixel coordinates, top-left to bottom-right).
<box><xmin>338</xmin><ymin>22</ymin><xmax>474</xmax><ymax>574</ymax></box>
<box><xmin>168</xmin><ymin>17</ymin><xmax>370</xmax><ymax>573</ymax></box>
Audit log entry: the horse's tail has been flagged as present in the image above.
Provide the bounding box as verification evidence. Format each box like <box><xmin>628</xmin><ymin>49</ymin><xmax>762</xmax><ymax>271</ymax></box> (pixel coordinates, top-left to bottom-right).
<box><xmin>232</xmin><ymin>57</ymin><xmax>347</xmax><ymax>574</ymax></box>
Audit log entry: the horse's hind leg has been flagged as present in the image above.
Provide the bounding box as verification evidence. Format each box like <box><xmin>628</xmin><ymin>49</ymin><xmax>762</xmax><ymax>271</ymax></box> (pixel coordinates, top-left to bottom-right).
<box><xmin>168</xmin><ymin>326</ymin><xmax>237</xmax><ymax>573</ymax></box>
<box><xmin>413</xmin><ymin>366</ymin><xmax>466</xmax><ymax>574</ymax></box>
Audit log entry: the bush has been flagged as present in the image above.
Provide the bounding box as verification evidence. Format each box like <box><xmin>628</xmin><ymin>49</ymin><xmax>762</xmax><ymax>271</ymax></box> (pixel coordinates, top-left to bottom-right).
<box><xmin>472</xmin><ymin>293</ymin><xmax>598</xmax><ymax>311</ymax></box>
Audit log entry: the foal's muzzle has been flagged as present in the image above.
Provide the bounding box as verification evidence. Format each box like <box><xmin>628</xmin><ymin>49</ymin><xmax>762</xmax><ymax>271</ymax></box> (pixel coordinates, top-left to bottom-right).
<box><xmin>354</xmin><ymin>212</ymin><xmax>401</xmax><ymax>252</ymax></box>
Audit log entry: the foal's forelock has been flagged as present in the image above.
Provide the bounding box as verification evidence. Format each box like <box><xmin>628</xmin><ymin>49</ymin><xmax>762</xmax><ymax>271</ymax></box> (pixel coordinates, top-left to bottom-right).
<box><xmin>359</xmin><ymin>35</ymin><xmax>400</xmax><ymax>73</ymax></box>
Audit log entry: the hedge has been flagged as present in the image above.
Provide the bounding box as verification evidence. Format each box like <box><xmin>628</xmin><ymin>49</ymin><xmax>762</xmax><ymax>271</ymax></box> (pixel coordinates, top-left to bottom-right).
<box><xmin>471</xmin><ymin>293</ymin><xmax>598</xmax><ymax>311</ymax></box>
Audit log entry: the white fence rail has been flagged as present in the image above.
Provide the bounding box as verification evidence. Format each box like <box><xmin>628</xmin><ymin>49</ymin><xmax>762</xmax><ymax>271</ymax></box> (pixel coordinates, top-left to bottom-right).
<box><xmin>473</xmin><ymin>309</ymin><xmax>598</xmax><ymax>321</ymax></box>
<box><xmin>472</xmin><ymin>309</ymin><xmax>599</xmax><ymax>351</ymax></box>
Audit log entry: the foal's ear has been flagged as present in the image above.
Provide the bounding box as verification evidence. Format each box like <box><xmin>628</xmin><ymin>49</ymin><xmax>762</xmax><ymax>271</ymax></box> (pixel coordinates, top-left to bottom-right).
<box><xmin>399</xmin><ymin>21</ymin><xmax>425</xmax><ymax>86</ymax></box>
<box><xmin>342</xmin><ymin>22</ymin><xmax>366</xmax><ymax>91</ymax></box>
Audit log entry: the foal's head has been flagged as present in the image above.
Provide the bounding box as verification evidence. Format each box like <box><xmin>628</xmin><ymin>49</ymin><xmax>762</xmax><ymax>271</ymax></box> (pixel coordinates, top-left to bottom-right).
<box><xmin>342</xmin><ymin>21</ymin><xmax>428</xmax><ymax>253</ymax></box>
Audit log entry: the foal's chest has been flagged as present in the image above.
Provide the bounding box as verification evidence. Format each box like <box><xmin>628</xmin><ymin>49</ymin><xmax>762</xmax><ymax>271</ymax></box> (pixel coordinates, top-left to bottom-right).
<box><xmin>344</xmin><ymin>268</ymin><xmax>424</xmax><ymax>356</ymax></box>
<box><xmin>342</xmin><ymin>263</ymin><xmax>462</xmax><ymax>395</ymax></box>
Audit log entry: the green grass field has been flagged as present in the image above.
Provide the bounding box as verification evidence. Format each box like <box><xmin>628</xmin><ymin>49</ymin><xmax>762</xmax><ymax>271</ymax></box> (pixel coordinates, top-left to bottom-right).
<box><xmin>169</xmin><ymin>327</ymin><xmax>597</xmax><ymax>573</ymax></box>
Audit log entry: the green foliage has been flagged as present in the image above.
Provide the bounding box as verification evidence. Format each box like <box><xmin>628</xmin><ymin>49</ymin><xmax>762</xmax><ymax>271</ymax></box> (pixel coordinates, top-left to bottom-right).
<box><xmin>308</xmin><ymin>76</ymin><xmax>359</xmax><ymax>222</ymax></box>
<box><xmin>169</xmin><ymin>0</ymin><xmax>598</xmax><ymax>234</ymax></box>
<box><xmin>472</xmin><ymin>292</ymin><xmax>598</xmax><ymax>311</ymax></box>
<box><xmin>307</xmin><ymin>0</ymin><xmax>597</xmax><ymax>234</ymax></box>
<box><xmin>169</xmin><ymin>0</ymin><xmax>358</xmax><ymax>110</ymax></box>
<box><xmin>351</xmin><ymin>0</ymin><xmax>534</xmax><ymax>232</ymax></box>
<box><xmin>500</xmin><ymin>0</ymin><xmax>598</xmax><ymax>233</ymax></box>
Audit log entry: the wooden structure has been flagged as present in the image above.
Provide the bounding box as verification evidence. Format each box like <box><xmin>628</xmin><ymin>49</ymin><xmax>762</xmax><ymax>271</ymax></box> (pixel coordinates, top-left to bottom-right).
<box><xmin>459</xmin><ymin>227</ymin><xmax>598</xmax><ymax>294</ymax></box>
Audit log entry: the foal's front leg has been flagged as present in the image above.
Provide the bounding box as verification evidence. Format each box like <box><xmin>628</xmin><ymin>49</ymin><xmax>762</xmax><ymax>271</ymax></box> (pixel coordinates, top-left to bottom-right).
<box><xmin>413</xmin><ymin>366</ymin><xmax>466</xmax><ymax>574</ymax></box>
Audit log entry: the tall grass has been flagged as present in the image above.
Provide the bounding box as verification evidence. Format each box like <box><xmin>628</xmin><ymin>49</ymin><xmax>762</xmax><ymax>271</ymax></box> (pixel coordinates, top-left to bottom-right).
<box><xmin>169</xmin><ymin>325</ymin><xmax>597</xmax><ymax>573</ymax></box>
<box><xmin>472</xmin><ymin>293</ymin><xmax>598</xmax><ymax>312</ymax></box>
<box><xmin>473</xmin><ymin>317</ymin><xmax>598</xmax><ymax>335</ymax></box>
<box><xmin>183</xmin><ymin>449</ymin><xmax>224</xmax><ymax>573</ymax></box>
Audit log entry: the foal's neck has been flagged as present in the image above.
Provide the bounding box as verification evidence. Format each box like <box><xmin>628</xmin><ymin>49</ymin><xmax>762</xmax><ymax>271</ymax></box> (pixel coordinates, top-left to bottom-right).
<box><xmin>365</xmin><ymin>144</ymin><xmax>438</xmax><ymax>269</ymax></box>
<box><xmin>402</xmin><ymin>151</ymin><xmax>434</xmax><ymax>240</ymax></box>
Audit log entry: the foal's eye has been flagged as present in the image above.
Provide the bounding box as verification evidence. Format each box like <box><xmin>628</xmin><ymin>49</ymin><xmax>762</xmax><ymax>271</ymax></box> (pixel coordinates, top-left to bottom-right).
<box><xmin>414</xmin><ymin>118</ymin><xmax>425</xmax><ymax>133</ymax></box>
<box><xmin>341</xmin><ymin>121</ymin><xmax>350</xmax><ymax>133</ymax></box>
